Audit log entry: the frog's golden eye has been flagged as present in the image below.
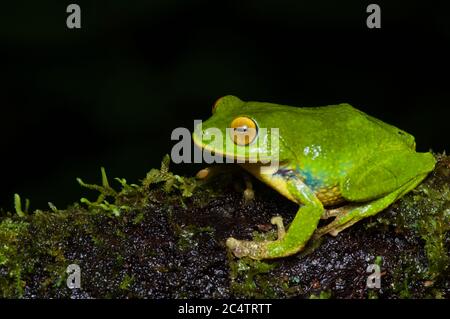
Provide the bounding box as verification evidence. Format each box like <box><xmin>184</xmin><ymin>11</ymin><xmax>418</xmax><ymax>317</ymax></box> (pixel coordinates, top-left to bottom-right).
<box><xmin>229</xmin><ymin>117</ymin><xmax>258</xmax><ymax>146</ymax></box>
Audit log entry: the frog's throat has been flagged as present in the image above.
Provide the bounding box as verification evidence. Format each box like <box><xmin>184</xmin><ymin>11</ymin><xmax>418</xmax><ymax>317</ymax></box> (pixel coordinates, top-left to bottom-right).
<box><xmin>192</xmin><ymin>132</ymin><xmax>275</xmax><ymax>163</ymax></box>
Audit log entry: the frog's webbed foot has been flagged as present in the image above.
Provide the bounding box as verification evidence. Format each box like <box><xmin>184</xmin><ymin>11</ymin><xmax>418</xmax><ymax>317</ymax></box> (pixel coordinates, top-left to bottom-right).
<box><xmin>316</xmin><ymin>203</ymin><xmax>377</xmax><ymax>238</ymax></box>
<box><xmin>226</xmin><ymin>216</ymin><xmax>286</xmax><ymax>259</ymax></box>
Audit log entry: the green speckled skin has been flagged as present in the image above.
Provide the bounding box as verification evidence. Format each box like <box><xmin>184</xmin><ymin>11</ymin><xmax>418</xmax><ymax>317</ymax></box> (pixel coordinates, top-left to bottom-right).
<box><xmin>193</xmin><ymin>95</ymin><xmax>436</xmax><ymax>260</ymax></box>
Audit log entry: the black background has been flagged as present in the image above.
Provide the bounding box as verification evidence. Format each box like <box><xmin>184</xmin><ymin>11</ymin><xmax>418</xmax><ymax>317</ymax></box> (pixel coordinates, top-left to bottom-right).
<box><xmin>1</xmin><ymin>0</ymin><xmax>449</xmax><ymax>210</ymax></box>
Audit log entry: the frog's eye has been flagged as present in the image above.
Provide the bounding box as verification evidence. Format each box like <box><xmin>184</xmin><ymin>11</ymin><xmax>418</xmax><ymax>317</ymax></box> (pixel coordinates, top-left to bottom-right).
<box><xmin>229</xmin><ymin>117</ymin><xmax>258</xmax><ymax>146</ymax></box>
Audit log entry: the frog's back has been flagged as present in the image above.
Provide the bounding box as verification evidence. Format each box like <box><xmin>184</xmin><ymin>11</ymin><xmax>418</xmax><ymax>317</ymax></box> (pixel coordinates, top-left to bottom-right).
<box><xmin>243</xmin><ymin>100</ymin><xmax>416</xmax><ymax>155</ymax></box>
<box><xmin>280</xmin><ymin>103</ymin><xmax>416</xmax><ymax>153</ymax></box>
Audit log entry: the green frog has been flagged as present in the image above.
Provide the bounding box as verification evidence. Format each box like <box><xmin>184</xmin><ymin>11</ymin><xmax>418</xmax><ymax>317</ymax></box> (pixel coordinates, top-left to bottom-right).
<box><xmin>192</xmin><ymin>95</ymin><xmax>435</xmax><ymax>260</ymax></box>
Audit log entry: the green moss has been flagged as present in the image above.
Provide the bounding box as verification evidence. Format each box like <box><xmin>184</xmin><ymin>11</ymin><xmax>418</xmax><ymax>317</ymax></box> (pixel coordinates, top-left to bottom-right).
<box><xmin>229</xmin><ymin>256</ymin><xmax>279</xmax><ymax>298</ymax></box>
<box><xmin>14</xmin><ymin>194</ymin><xmax>28</xmax><ymax>218</ymax></box>
<box><xmin>119</xmin><ymin>274</ymin><xmax>135</xmax><ymax>291</ymax></box>
<box><xmin>374</xmin><ymin>255</ymin><xmax>383</xmax><ymax>267</ymax></box>
<box><xmin>309</xmin><ymin>290</ymin><xmax>332</xmax><ymax>299</ymax></box>
<box><xmin>367</xmin><ymin>290</ymin><xmax>379</xmax><ymax>299</ymax></box>
<box><xmin>132</xmin><ymin>212</ymin><xmax>145</xmax><ymax>224</ymax></box>
<box><xmin>176</xmin><ymin>225</ymin><xmax>214</xmax><ymax>251</ymax></box>
<box><xmin>373</xmin><ymin>154</ymin><xmax>450</xmax><ymax>291</ymax></box>
<box><xmin>142</xmin><ymin>154</ymin><xmax>197</xmax><ymax>198</ymax></box>
<box><xmin>1</xmin><ymin>180</ymin><xmax>100</xmax><ymax>297</ymax></box>
<box><xmin>406</xmin><ymin>181</ymin><xmax>450</xmax><ymax>280</ymax></box>
<box><xmin>0</xmin><ymin>218</ymin><xmax>29</xmax><ymax>297</ymax></box>
<box><xmin>77</xmin><ymin>167</ymin><xmax>139</xmax><ymax>217</ymax></box>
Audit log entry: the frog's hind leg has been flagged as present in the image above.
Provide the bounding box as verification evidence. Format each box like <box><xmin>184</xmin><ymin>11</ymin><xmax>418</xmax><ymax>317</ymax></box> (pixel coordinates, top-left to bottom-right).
<box><xmin>321</xmin><ymin>204</ymin><xmax>357</xmax><ymax>220</ymax></box>
<box><xmin>315</xmin><ymin>173</ymin><xmax>428</xmax><ymax>237</ymax></box>
<box><xmin>315</xmin><ymin>151</ymin><xmax>435</xmax><ymax>237</ymax></box>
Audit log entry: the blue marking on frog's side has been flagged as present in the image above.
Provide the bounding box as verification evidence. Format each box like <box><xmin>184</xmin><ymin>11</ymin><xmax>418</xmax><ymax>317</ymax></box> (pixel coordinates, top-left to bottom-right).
<box><xmin>295</xmin><ymin>165</ymin><xmax>325</xmax><ymax>191</ymax></box>
<box><xmin>274</xmin><ymin>164</ymin><xmax>327</xmax><ymax>191</ymax></box>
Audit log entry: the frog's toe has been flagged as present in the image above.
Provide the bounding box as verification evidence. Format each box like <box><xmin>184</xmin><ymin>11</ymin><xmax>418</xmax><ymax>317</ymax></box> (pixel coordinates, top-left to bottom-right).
<box><xmin>329</xmin><ymin>229</ymin><xmax>339</xmax><ymax>237</ymax></box>
<box><xmin>195</xmin><ymin>168</ymin><xmax>211</xmax><ymax>180</ymax></box>
<box><xmin>242</xmin><ymin>174</ymin><xmax>255</xmax><ymax>203</ymax></box>
<box><xmin>226</xmin><ymin>237</ymin><xmax>268</xmax><ymax>259</ymax></box>
<box><xmin>321</xmin><ymin>204</ymin><xmax>356</xmax><ymax>219</ymax></box>
<box><xmin>270</xmin><ymin>216</ymin><xmax>286</xmax><ymax>239</ymax></box>
<box><xmin>328</xmin><ymin>219</ymin><xmax>360</xmax><ymax>237</ymax></box>
<box><xmin>243</xmin><ymin>188</ymin><xmax>255</xmax><ymax>202</ymax></box>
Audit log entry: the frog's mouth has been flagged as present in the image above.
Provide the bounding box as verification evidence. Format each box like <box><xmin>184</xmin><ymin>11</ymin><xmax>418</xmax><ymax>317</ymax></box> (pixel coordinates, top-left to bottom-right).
<box><xmin>192</xmin><ymin>130</ymin><xmax>247</xmax><ymax>162</ymax></box>
<box><xmin>192</xmin><ymin>129</ymin><xmax>275</xmax><ymax>164</ymax></box>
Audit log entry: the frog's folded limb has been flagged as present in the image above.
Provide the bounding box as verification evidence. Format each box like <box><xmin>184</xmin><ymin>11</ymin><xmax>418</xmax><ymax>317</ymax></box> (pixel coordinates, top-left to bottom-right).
<box><xmin>314</xmin><ymin>151</ymin><xmax>435</xmax><ymax>236</ymax></box>
<box><xmin>314</xmin><ymin>151</ymin><xmax>435</xmax><ymax>237</ymax></box>
<box><xmin>227</xmin><ymin>178</ymin><xmax>323</xmax><ymax>260</ymax></box>
<box><xmin>341</xmin><ymin>151</ymin><xmax>435</xmax><ymax>202</ymax></box>
<box><xmin>315</xmin><ymin>173</ymin><xmax>428</xmax><ymax>238</ymax></box>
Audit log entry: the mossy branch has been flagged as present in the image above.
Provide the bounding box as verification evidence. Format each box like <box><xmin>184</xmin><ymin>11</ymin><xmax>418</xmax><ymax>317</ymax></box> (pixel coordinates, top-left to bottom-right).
<box><xmin>0</xmin><ymin>153</ymin><xmax>448</xmax><ymax>298</ymax></box>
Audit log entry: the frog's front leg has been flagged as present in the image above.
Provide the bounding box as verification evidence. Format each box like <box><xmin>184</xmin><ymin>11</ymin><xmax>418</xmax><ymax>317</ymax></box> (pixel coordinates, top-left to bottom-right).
<box><xmin>226</xmin><ymin>177</ymin><xmax>323</xmax><ymax>260</ymax></box>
